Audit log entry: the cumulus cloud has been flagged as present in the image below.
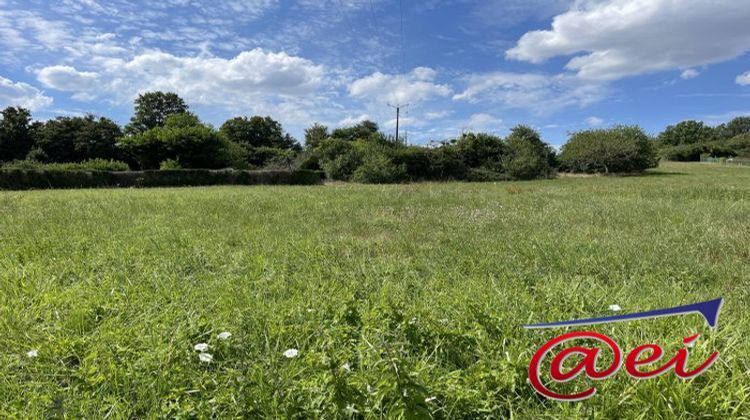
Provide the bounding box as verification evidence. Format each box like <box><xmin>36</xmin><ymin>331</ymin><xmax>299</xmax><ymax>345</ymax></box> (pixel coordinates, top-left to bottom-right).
<box><xmin>737</xmin><ymin>71</ymin><xmax>750</xmax><ymax>86</ymax></box>
<box><xmin>507</xmin><ymin>0</ymin><xmax>750</xmax><ymax>80</ymax></box>
<box><xmin>585</xmin><ymin>116</ymin><xmax>603</xmax><ymax>126</ymax></box>
<box><xmin>453</xmin><ymin>72</ymin><xmax>607</xmax><ymax>113</ymax></box>
<box><xmin>349</xmin><ymin>67</ymin><xmax>452</xmax><ymax>104</ymax></box>
<box><xmin>0</xmin><ymin>76</ymin><xmax>53</xmax><ymax>110</ymax></box>
<box><xmin>36</xmin><ymin>49</ymin><xmax>325</xmax><ymax>107</ymax></box>
<box><xmin>680</xmin><ymin>69</ymin><xmax>700</xmax><ymax>80</ymax></box>
<box><xmin>467</xmin><ymin>113</ymin><xmax>502</xmax><ymax>130</ymax></box>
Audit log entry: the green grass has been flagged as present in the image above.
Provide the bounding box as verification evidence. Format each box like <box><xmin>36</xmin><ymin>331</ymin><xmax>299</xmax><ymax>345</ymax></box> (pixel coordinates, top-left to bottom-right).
<box><xmin>1</xmin><ymin>162</ymin><xmax>748</xmax><ymax>418</ymax></box>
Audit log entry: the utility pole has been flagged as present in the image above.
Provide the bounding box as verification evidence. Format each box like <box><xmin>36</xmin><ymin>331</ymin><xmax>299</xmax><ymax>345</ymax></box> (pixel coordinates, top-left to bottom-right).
<box><xmin>388</xmin><ymin>102</ymin><xmax>409</xmax><ymax>145</ymax></box>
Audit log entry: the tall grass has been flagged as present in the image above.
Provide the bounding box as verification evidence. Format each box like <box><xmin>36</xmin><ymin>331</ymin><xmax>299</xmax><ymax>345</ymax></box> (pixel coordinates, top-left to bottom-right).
<box><xmin>0</xmin><ymin>162</ymin><xmax>748</xmax><ymax>417</ymax></box>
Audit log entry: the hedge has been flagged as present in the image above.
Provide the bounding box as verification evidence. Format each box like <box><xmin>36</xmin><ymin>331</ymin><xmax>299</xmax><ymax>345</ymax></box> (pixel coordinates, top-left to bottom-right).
<box><xmin>0</xmin><ymin>169</ymin><xmax>324</xmax><ymax>190</ymax></box>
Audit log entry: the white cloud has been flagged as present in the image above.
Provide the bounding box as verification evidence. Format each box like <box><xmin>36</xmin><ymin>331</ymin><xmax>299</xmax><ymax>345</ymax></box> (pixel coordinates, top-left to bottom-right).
<box><xmin>453</xmin><ymin>72</ymin><xmax>607</xmax><ymax>113</ymax></box>
<box><xmin>0</xmin><ymin>76</ymin><xmax>52</xmax><ymax>110</ymax></box>
<box><xmin>0</xmin><ymin>76</ymin><xmax>53</xmax><ymax>110</ymax></box>
<box><xmin>585</xmin><ymin>116</ymin><xmax>603</xmax><ymax>126</ymax></box>
<box><xmin>467</xmin><ymin>113</ymin><xmax>502</xmax><ymax>130</ymax></box>
<box><xmin>507</xmin><ymin>0</ymin><xmax>750</xmax><ymax>80</ymax></box>
<box><xmin>737</xmin><ymin>71</ymin><xmax>750</xmax><ymax>86</ymax></box>
<box><xmin>36</xmin><ymin>49</ymin><xmax>325</xmax><ymax>107</ymax></box>
<box><xmin>680</xmin><ymin>69</ymin><xmax>700</xmax><ymax>80</ymax></box>
<box><xmin>349</xmin><ymin>67</ymin><xmax>452</xmax><ymax>105</ymax></box>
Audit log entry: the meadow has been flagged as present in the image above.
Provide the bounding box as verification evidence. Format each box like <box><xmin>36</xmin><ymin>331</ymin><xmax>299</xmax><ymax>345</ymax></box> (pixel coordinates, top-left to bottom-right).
<box><xmin>0</xmin><ymin>162</ymin><xmax>748</xmax><ymax>418</ymax></box>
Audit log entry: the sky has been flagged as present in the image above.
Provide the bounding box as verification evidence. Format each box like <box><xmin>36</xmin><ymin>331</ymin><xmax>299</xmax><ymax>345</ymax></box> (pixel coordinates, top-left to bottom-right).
<box><xmin>1</xmin><ymin>0</ymin><xmax>750</xmax><ymax>147</ymax></box>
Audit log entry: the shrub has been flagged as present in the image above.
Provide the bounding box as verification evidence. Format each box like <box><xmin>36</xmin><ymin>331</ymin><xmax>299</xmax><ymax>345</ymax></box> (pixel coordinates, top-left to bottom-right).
<box><xmin>503</xmin><ymin>125</ymin><xmax>554</xmax><ymax>180</ymax></box>
<box><xmin>454</xmin><ymin>132</ymin><xmax>506</xmax><ymax>170</ymax></box>
<box><xmin>465</xmin><ymin>168</ymin><xmax>511</xmax><ymax>182</ymax></box>
<box><xmin>1</xmin><ymin>158</ymin><xmax>130</xmax><ymax>171</ymax></box>
<box><xmin>559</xmin><ymin>125</ymin><xmax>657</xmax><ymax>173</ymax></box>
<box><xmin>159</xmin><ymin>159</ymin><xmax>182</xmax><ymax>170</ymax></box>
<box><xmin>0</xmin><ymin>169</ymin><xmax>323</xmax><ymax>190</ymax></box>
<box><xmin>316</xmin><ymin>139</ymin><xmax>363</xmax><ymax>181</ymax></box>
<box><xmin>426</xmin><ymin>145</ymin><xmax>468</xmax><ymax>180</ymax></box>
<box><xmin>392</xmin><ymin>147</ymin><xmax>433</xmax><ymax>181</ymax></box>
<box><xmin>351</xmin><ymin>153</ymin><xmax>407</xmax><ymax>184</ymax></box>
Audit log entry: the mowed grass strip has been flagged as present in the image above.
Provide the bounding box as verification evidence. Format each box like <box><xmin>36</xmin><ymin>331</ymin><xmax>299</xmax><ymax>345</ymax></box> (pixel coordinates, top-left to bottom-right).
<box><xmin>0</xmin><ymin>162</ymin><xmax>748</xmax><ymax>418</ymax></box>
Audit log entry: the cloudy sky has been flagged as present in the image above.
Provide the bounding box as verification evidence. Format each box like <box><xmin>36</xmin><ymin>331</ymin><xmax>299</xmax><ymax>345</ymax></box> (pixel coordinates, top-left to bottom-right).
<box><xmin>1</xmin><ymin>0</ymin><xmax>750</xmax><ymax>146</ymax></box>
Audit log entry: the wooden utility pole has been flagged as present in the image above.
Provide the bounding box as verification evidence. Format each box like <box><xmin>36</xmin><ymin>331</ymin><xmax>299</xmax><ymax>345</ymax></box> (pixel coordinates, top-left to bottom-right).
<box><xmin>388</xmin><ymin>102</ymin><xmax>409</xmax><ymax>145</ymax></box>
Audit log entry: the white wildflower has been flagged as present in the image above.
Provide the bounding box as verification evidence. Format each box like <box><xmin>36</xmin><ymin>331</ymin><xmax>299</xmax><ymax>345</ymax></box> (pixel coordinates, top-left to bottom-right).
<box><xmin>194</xmin><ymin>343</ymin><xmax>209</xmax><ymax>352</ymax></box>
<box><xmin>217</xmin><ymin>331</ymin><xmax>232</xmax><ymax>340</ymax></box>
<box><xmin>26</xmin><ymin>349</ymin><xmax>38</xmax><ymax>358</ymax></box>
<box><xmin>608</xmin><ymin>304</ymin><xmax>622</xmax><ymax>312</ymax></box>
<box><xmin>283</xmin><ymin>348</ymin><xmax>299</xmax><ymax>358</ymax></box>
<box><xmin>198</xmin><ymin>353</ymin><xmax>213</xmax><ymax>363</ymax></box>
<box><xmin>425</xmin><ymin>396</ymin><xmax>437</xmax><ymax>403</ymax></box>
<box><xmin>342</xmin><ymin>362</ymin><xmax>351</xmax><ymax>372</ymax></box>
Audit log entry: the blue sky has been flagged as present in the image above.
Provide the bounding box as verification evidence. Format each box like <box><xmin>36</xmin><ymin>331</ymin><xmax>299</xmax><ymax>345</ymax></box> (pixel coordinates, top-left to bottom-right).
<box><xmin>1</xmin><ymin>0</ymin><xmax>750</xmax><ymax>147</ymax></box>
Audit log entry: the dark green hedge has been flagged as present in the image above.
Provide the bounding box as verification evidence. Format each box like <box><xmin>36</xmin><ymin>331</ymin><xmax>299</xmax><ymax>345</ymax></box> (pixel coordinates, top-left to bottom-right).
<box><xmin>0</xmin><ymin>169</ymin><xmax>323</xmax><ymax>190</ymax></box>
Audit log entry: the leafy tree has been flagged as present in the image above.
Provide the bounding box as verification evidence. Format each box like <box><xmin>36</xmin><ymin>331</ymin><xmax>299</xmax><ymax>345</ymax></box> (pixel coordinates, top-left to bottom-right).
<box><xmin>331</xmin><ymin>120</ymin><xmax>380</xmax><ymax>142</ymax></box>
<box><xmin>454</xmin><ymin>132</ymin><xmax>506</xmax><ymax>170</ymax></box>
<box><xmin>0</xmin><ymin>107</ymin><xmax>36</xmax><ymax>162</ymax></box>
<box><xmin>715</xmin><ymin>116</ymin><xmax>750</xmax><ymax>139</ymax></box>
<box><xmin>35</xmin><ymin>115</ymin><xmax>122</xmax><ymax>163</ymax></box>
<box><xmin>503</xmin><ymin>125</ymin><xmax>554</xmax><ymax>180</ymax></box>
<box><xmin>118</xmin><ymin>114</ymin><xmax>236</xmax><ymax>169</ymax></box>
<box><xmin>124</xmin><ymin>92</ymin><xmax>189</xmax><ymax>135</ymax></box>
<box><xmin>220</xmin><ymin>116</ymin><xmax>300</xmax><ymax>150</ymax></box>
<box><xmin>559</xmin><ymin>125</ymin><xmax>657</xmax><ymax>173</ymax></box>
<box><xmin>304</xmin><ymin>122</ymin><xmax>329</xmax><ymax>149</ymax></box>
<box><xmin>658</xmin><ymin>120</ymin><xmax>714</xmax><ymax>146</ymax></box>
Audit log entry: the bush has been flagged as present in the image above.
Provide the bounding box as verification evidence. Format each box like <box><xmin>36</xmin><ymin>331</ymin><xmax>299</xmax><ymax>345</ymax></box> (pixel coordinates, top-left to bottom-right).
<box><xmin>1</xmin><ymin>158</ymin><xmax>130</xmax><ymax>171</ymax></box>
<box><xmin>392</xmin><ymin>147</ymin><xmax>433</xmax><ymax>181</ymax></box>
<box><xmin>465</xmin><ymin>168</ymin><xmax>511</xmax><ymax>182</ymax></box>
<box><xmin>559</xmin><ymin>126</ymin><xmax>657</xmax><ymax>173</ymax></box>
<box><xmin>316</xmin><ymin>139</ymin><xmax>363</xmax><ymax>181</ymax></box>
<box><xmin>454</xmin><ymin>132</ymin><xmax>506</xmax><ymax>170</ymax></box>
<box><xmin>159</xmin><ymin>159</ymin><xmax>182</xmax><ymax>170</ymax></box>
<box><xmin>351</xmin><ymin>153</ymin><xmax>407</xmax><ymax>184</ymax></box>
<box><xmin>425</xmin><ymin>145</ymin><xmax>468</xmax><ymax>180</ymax></box>
<box><xmin>503</xmin><ymin>125</ymin><xmax>554</xmax><ymax>180</ymax></box>
<box><xmin>0</xmin><ymin>169</ymin><xmax>324</xmax><ymax>190</ymax></box>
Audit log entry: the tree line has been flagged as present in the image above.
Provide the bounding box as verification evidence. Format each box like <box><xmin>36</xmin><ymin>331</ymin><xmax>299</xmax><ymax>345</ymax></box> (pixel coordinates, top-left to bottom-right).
<box><xmin>1</xmin><ymin>91</ymin><xmax>749</xmax><ymax>183</ymax></box>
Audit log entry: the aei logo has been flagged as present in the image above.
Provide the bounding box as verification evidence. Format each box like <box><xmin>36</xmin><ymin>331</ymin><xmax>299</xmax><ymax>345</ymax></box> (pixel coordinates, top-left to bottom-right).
<box><xmin>524</xmin><ymin>298</ymin><xmax>723</xmax><ymax>401</ymax></box>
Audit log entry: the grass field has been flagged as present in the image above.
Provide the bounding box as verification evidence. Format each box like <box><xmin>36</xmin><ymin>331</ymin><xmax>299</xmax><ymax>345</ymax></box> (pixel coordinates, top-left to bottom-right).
<box><xmin>1</xmin><ymin>162</ymin><xmax>748</xmax><ymax>418</ymax></box>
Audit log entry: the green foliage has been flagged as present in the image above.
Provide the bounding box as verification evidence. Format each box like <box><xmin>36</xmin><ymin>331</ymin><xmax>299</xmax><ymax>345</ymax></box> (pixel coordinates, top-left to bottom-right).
<box><xmin>220</xmin><ymin>116</ymin><xmax>300</xmax><ymax>150</ymax></box>
<box><xmin>559</xmin><ymin>125</ymin><xmax>658</xmax><ymax>173</ymax></box>
<box><xmin>0</xmin><ymin>107</ymin><xmax>36</xmax><ymax>162</ymax></box>
<box><xmin>425</xmin><ymin>144</ymin><xmax>469</xmax><ymax>180</ymax></box>
<box><xmin>454</xmin><ymin>132</ymin><xmax>506</xmax><ymax>170</ymax></box>
<box><xmin>715</xmin><ymin>116</ymin><xmax>750</xmax><ymax>139</ymax></box>
<box><xmin>124</xmin><ymin>91</ymin><xmax>189</xmax><ymax>135</ymax></box>
<box><xmin>351</xmin><ymin>146</ymin><xmax>408</xmax><ymax>184</ymax></box>
<box><xmin>118</xmin><ymin>115</ymin><xmax>233</xmax><ymax>170</ymax></box>
<box><xmin>159</xmin><ymin>159</ymin><xmax>182</xmax><ymax>170</ymax></box>
<box><xmin>1</xmin><ymin>158</ymin><xmax>130</xmax><ymax>171</ymax></box>
<box><xmin>660</xmin><ymin>134</ymin><xmax>750</xmax><ymax>161</ymax></box>
<box><xmin>0</xmin><ymin>168</ymin><xmax>323</xmax><ymax>190</ymax></box>
<box><xmin>503</xmin><ymin>125</ymin><xmax>554</xmax><ymax>180</ymax></box>
<box><xmin>316</xmin><ymin>139</ymin><xmax>363</xmax><ymax>181</ymax></box>
<box><xmin>34</xmin><ymin>115</ymin><xmax>123</xmax><ymax>163</ymax></box>
<box><xmin>658</xmin><ymin>120</ymin><xmax>715</xmax><ymax>146</ymax></box>
<box><xmin>304</xmin><ymin>123</ymin><xmax>329</xmax><ymax>149</ymax></box>
<box><xmin>330</xmin><ymin>120</ymin><xmax>380</xmax><ymax>142</ymax></box>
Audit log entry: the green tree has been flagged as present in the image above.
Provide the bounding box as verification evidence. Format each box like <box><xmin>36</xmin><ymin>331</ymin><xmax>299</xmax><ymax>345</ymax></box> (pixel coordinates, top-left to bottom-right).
<box><xmin>118</xmin><ymin>114</ymin><xmax>236</xmax><ymax>169</ymax></box>
<box><xmin>503</xmin><ymin>125</ymin><xmax>554</xmax><ymax>180</ymax></box>
<box><xmin>304</xmin><ymin>122</ymin><xmax>329</xmax><ymax>149</ymax></box>
<box><xmin>454</xmin><ymin>132</ymin><xmax>506</xmax><ymax>169</ymax></box>
<box><xmin>124</xmin><ymin>92</ymin><xmax>189</xmax><ymax>135</ymax></box>
<box><xmin>0</xmin><ymin>107</ymin><xmax>36</xmax><ymax>162</ymax></box>
<box><xmin>716</xmin><ymin>116</ymin><xmax>750</xmax><ymax>139</ymax></box>
<box><xmin>560</xmin><ymin>125</ymin><xmax>657</xmax><ymax>173</ymax></box>
<box><xmin>331</xmin><ymin>120</ymin><xmax>380</xmax><ymax>142</ymax></box>
<box><xmin>35</xmin><ymin>115</ymin><xmax>122</xmax><ymax>163</ymax></box>
<box><xmin>658</xmin><ymin>120</ymin><xmax>714</xmax><ymax>146</ymax></box>
<box><xmin>220</xmin><ymin>116</ymin><xmax>300</xmax><ymax>150</ymax></box>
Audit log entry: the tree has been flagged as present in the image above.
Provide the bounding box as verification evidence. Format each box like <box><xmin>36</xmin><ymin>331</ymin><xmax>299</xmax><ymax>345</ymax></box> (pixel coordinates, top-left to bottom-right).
<box><xmin>35</xmin><ymin>115</ymin><xmax>122</xmax><ymax>163</ymax></box>
<box><xmin>559</xmin><ymin>125</ymin><xmax>657</xmax><ymax>173</ymax></box>
<box><xmin>220</xmin><ymin>116</ymin><xmax>299</xmax><ymax>150</ymax></box>
<box><xmin>503</xmin><ymin>125</ymin><xmax>554</xmax><ymax>180</ymax></box>
<box><xmin>0</xmin><ymin>107</ymin><xmax>36</xmax><ymax>162</ymax></box>
<box><xmin>331</xmin><ymin>120</ymin><xmax>379</xmax><ymax>142</ymax></box>
<box><xmin>454</xmin><ymin>132</ymin><xmax>506</xmax><ymax>169</ymax></box>
<box><xmin>124</xmin><ymin>92</ymin><xmax>189</xmax><ymax>135</ymax></box>
<box><xmin>304</xmin><ymin>123</ymin><xmax>329</xmax><ymax>149</ymax></box>
<box><xmin>658</xmin><ymin>120</ymin><xmax>714</xmax><ymax>146</ymax></box>
<box><xmin>118</xmin><ymin>113</ymin><xmax>237</xmax><ymax>169</ymax></box>
<box><xmin>716</xmin><ymin>116</ymin><xmax>750</xmax><ymax>139</ymax></box>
